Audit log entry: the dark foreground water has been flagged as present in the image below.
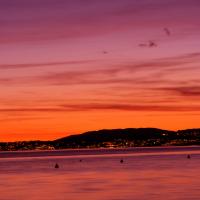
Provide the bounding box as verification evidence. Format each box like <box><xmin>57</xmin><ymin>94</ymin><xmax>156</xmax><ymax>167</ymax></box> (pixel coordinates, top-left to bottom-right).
<box><xmin>0</xmin><ymin>146</ymin><xmax>200</xmax><ymax>200</ymax></box>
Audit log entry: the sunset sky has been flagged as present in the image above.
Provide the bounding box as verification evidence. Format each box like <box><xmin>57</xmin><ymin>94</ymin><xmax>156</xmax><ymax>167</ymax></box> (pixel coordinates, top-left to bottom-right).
<box><xmin>0</xmin><ymin>0</ymin><xmax>200</xmax><ymax>141</ymax></box>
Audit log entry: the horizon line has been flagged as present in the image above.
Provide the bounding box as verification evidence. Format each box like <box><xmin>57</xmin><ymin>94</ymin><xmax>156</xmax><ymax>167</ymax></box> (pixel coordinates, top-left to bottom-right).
<box><xmin>1</xmin><ymin>127</ymin><xmax>200</xmax><ymax>143</ymax></box>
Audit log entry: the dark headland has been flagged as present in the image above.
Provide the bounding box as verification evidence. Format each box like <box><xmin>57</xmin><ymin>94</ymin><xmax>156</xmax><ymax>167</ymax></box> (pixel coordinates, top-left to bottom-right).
<box><xmin>0</xmin><ymin>128</ymin><xmax>200</xmax><ymax>151</ymax></box>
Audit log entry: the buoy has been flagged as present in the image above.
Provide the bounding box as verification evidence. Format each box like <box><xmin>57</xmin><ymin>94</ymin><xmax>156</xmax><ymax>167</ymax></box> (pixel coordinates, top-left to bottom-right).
<box><xmin>55</xmin><ymin>163</ymin><xmax>59</xmax><ymax>168</ymax></box>
<box><xmin>79</xmin><ymin>159</ymin><xmax>82</xmax><ymax>162</ymax></box>
<box><xmin>187</xmin><ymin>155</ymin><xmax>191</xmax><ymax>159</ymax></box>
<box><xmin>120</xmin><ymin>159</ymin><xmax>124</xmax><ymax>163</ymax></box>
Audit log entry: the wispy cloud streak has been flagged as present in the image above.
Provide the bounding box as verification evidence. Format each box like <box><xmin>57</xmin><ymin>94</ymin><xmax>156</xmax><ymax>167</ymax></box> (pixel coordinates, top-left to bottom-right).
<box><xmin>0</xmin><ymin>60</ymin><xmax>95</xmax><ymax>70</ymax></box>
<box><xmin>0</xmin><ymin>103</ymin><xmax>200</xmax><ymax>113</ymax></box>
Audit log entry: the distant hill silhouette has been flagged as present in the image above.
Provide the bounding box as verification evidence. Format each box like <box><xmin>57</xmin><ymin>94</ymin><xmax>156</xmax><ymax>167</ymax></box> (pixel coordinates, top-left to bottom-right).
<box><xmin>0</xmin><ymin>128</ymin><xmax>200</xmax><ymax>151</ymax></box>
<box><xmin>53</xmin><ymin>128</ymin><xmax>200</xmax><ymax>149</ymax></box>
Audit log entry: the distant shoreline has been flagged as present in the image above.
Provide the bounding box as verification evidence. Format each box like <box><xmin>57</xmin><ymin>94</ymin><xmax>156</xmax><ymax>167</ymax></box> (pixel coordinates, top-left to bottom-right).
<box><xmin>1</xmin><ymin>128</ymin><xmax>200</xmax><ymax>151</ymax></box>
<box><xmin>0</xmin><ymin>146</ymin><xmax>200</xmax><ymax>159</ymax></box>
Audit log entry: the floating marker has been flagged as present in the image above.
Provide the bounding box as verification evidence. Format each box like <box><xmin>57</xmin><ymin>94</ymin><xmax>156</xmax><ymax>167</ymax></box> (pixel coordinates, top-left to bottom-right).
<box><xmin>55</xmin><ymin>163</ymin><xmax>59</xmax><ymax>168</ymax></box>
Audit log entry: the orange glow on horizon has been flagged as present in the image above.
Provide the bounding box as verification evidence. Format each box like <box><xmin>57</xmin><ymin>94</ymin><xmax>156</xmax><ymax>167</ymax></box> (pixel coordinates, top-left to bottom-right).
<box><xmin>0</xmin><ymin>0</ymin><xmax>200</xmax><ymax>141</ymax></box>
<box><xmin>0</xmin><ymin>111</ymin><xmax>200</xmax><ymax>142</ymax></box>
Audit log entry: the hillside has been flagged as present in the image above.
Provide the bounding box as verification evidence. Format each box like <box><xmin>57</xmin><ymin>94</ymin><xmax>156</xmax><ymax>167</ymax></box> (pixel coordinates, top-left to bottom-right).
<box><xmin>1</xmin><ymin>128</ymin><xmax>200</xmax><ymax>151</ymax></box>
<box><xmin>54</xmin><ymin>128</ymin><xmax>200</xmax><ymax>149</ymax></box>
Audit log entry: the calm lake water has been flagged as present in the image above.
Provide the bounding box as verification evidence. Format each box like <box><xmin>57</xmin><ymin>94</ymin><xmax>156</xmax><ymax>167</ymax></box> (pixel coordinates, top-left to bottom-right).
<box><xmin>0</xmin><ymin>146</ymin><xmax>200</xmax><ymax>200</ymax></box>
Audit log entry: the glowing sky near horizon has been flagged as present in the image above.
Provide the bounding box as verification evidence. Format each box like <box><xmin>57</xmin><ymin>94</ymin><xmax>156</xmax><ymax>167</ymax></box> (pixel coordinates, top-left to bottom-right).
<box><xmin>0</xmin><ymin>0</ymin><xmax>200</xmax><ymax>141</ymax></box>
